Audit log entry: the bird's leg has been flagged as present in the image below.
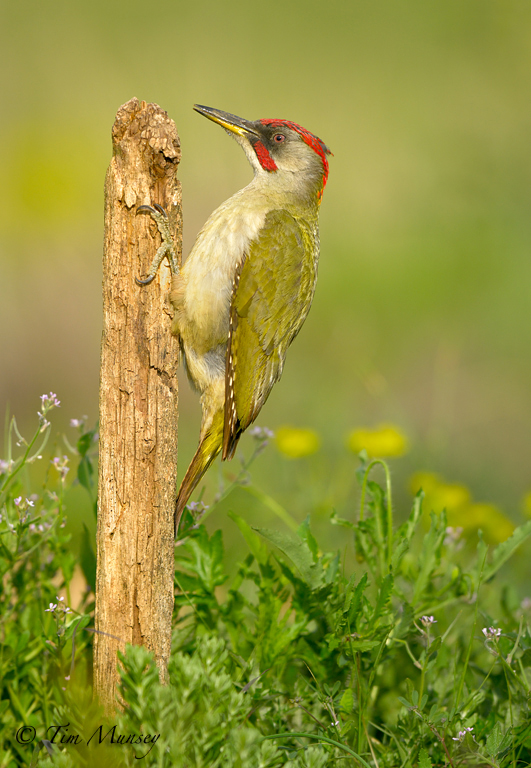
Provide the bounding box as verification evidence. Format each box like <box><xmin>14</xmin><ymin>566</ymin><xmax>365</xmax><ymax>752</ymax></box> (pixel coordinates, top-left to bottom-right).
<box><xmin>136</xmin><ymin>203</ymin><xmax>179</xmax><ymax>285</ymax></box>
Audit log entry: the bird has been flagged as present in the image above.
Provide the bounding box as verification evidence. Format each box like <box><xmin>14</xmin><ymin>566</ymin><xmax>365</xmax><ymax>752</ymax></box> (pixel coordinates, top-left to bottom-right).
<box><xmin>137</xmin><ymin>104</ymin><xmax>331</xmax><ymax>536</ymax></box>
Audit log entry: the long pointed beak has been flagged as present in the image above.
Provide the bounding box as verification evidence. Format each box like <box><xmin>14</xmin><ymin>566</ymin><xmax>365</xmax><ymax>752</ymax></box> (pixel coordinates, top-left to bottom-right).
<box><xmin>193</xmin><ymin>104</ymin><xmax>259</xmax><ymax>138</ymax></box>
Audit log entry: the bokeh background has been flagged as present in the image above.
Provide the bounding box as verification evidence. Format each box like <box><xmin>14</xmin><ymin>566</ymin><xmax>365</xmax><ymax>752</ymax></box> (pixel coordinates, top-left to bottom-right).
<box><xmin>1</xmin><ymin>1</ymin><xmax>530</xmax><ymax>567</ymax></box>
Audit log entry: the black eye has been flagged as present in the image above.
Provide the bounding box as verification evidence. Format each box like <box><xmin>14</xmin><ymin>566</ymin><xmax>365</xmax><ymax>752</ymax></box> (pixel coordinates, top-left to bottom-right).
<box><xmin>273</xmin><ymin>134</ymin><xmax>285</xmax><ymax>143</ymax></box>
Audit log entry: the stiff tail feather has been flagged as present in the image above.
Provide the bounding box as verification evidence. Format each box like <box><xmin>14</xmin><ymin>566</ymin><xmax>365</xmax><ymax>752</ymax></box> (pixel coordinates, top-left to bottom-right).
<box><xmin>174</xmin><ymin>411</ymin><xmax>224</xmax><ymax>536</ymax></box>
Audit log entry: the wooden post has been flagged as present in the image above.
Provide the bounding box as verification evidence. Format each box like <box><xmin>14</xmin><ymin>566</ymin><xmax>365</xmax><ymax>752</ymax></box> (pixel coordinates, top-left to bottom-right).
<box><xmin>94</xmin><ymin>98</ymin><xmax>182</xmax><ymax>713</ymax></box>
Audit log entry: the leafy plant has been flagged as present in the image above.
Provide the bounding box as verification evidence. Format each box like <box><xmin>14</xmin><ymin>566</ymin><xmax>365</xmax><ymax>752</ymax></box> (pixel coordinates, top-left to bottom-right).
<box><xmin>162</xmin><ymin>452</ymin><xmax>531</xmax><ymax>767</ymax></box>
<box><xmin>2</xmin><ymin>402</ymin><xmax>531</xmax><ymax>767</ymax></box>
<box><xmin>0</xmin><ymin>397</ymin><xmax>94</xmax><ymax>768</ymax></box>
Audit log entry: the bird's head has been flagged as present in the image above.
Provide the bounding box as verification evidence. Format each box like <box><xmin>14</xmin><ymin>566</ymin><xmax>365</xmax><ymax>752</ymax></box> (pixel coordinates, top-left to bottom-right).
<box><xmin>194</xmin><ymin>104</ymin><xmax>332</xmax><ymax>203</ymax></box>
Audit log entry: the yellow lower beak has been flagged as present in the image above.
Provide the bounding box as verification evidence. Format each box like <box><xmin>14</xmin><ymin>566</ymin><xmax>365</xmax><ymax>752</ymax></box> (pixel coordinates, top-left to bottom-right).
<box><xmin>193</xmin><ymin>105</ymin><xmax>259</xmax><ymax>138</ymax></box>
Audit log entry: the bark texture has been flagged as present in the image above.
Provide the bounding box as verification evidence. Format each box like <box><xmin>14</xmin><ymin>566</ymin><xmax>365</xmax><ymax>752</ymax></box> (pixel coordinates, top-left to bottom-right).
<box><xmin>94</xmin><ymin>98</ymin><xmax>182</xmax><ymax>713</ymax></box>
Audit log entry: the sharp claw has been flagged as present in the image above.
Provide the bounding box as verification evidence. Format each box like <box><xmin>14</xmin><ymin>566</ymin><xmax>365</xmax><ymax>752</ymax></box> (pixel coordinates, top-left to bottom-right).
<box><xmin>135</xmin><ymin>274</ymin><xmax>156</xmax><ymax>286</ymax></box>
<box><xmin>136</xmin><ymin>203</ymin><xmax>167</xmax><ymax>217</ymax></box>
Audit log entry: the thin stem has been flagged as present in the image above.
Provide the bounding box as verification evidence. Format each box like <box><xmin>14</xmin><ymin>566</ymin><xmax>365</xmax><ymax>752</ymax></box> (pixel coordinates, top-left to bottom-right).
<box><xmin>242</xmin><ymin>486</ymin><xmax>298</xmax><ymax>532</ymax></box>
<box><xmin>356</xmin><ymin>653</ymin><xmax>364</xmax><ymax>755</ymax></box>
<box><xmin>262</xmin><ymin>732</ymin><xmax>372</xmax><ymax>766</ymax></box>
<box><xmin>0</xmin><ymin>419</ymin><xmax>47</xmax><ymax>495</ymax></box>
<box><xmin>427</xmin><ymin>723</ymin><xmax>455</xmax><ymax>768</ymax></box>
<box><xmin>292</xmin><ymin>701</ymin><xmax>329</xmax><ymax>730</ymax></box>
<box><xmin>394</xmin><ymin>638</ymin><xmax>422</xmax><ymax>669</ymax></box>
<box><xmin>174</xmin><ymin>573</ymin><xmax>212</xmax><ymax>633</ymax></box>
<box><xmin>364</xmin><ymin>721</ymin><xmax>380</xmax><ymax>768</ymax></box>
<box><xmin>191</xmin><ymin>441</ymin><xmax>273</xmax><ymax>529</ymax></box>
<box><xmin>507</xmin><ymin>616</ymin><xmax>524</xmax><ymax>666</ymax></box>
<box><xmin>454</xmin><ymin>548</ymin><xmax>487</xmax><ymax>710</ymax></box>
<box><xmin>517</xmin><ymin>658</ymin><xmax>530</xmax><ymax>693</ymax></box>
<box><xmin>368</xmin><ymin>720</ymin><xmax>410</xmax><ymax>768</ymax></box>
<box><xmin>194</xmin><ymin>441</ymin><xmax>299</xmax><ymax>532</ymax></box>
<box><xmin>417</xmin><ymin>625</ymin><xmax>431</xmax><ymax>705</ymax></box>
<box><xmin>367</xmin><ymin>627</ymin><xmax>393</xmax><ymax>693</ymax></box>
<box><xmin>498</xmin><ymin>652</ymin><xmax>528</xmax><ymax>693</ymax></box>
<box><xmin>501</xmin><ymin>662</ymin><xmax>515</xmax><ymax>768</ymax></box>
<box><xmin>359</xmin><ymin>459</ymin><xmax>393</xmax><ymax>571</ymax></box>
<box><xmin>418</xmin><ymin>663</ymin><xmax>427</xmax><ymax>708</ymax></box>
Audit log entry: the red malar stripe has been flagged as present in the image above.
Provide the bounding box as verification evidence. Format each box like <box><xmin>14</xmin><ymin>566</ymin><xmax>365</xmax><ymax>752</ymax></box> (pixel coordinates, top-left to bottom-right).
<box><xmin>254</xmin><ymin>140</ymin><xmax>278</xmax><ymax>172</ymax></box>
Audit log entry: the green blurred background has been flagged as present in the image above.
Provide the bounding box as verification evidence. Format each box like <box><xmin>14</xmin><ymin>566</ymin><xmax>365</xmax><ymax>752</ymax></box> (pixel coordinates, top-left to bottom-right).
<box><xmin>1</xmin><ymin>0</ymin><xmax>530</xmax><ymax>543</ymax></box>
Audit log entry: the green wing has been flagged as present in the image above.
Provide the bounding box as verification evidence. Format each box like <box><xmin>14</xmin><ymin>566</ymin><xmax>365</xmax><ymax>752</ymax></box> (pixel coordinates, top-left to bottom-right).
<box><xmin>222</xmin><ymin>208</ymin><xmax>318</xmax><ymax>459</ymax></box>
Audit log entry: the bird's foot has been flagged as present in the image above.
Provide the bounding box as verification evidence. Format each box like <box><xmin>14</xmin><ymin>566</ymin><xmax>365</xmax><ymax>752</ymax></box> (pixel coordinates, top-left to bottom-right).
<box><xmin>136</xmin><ymin>203</ymin><xmax>179</xmax><ymax>285</ymax></box>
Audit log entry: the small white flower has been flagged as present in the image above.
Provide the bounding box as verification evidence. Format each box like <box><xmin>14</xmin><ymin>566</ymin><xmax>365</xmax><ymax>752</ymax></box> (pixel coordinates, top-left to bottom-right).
<box><xmin>52</xmin><ymin>456</ymin><xmax>70</xmax><ymax>480</ymax></box>
<box><xmin>452</xmin><ymin>727</ymin><xmax>473</xmax><ymax>742</ymax></box>
<box><xmin>250</xmin><ymin>426</ymin><xmax>274</xmax><ymax>441</ymax></box>
<box><xmin>38</xmin><ymin>393</ymin><xmax>60</xmax><ymax>430</ymax></box>
<box><xmin>41</xmin><ymin>392</ymin><xmax>60</xmax><ymax>408</ymax></box>
<box><xmin>186</xmin><ymin>501</ymin><xmax>209</xmax><ymax>514</ymax></box>
<box><xmin>482</xmin><ymin>627</ymin><xmax>501</xmax><ymax>639</ymax></box>
<box><xmin>444</xmin><ymin>526</ymin><xmax>464</xmax><ymax>546</ymax></box>
<box><xmin>45</xmin><ymin>603</ymin><xmax>57</xmax><ymax>613</ymax></box>
<box><xmin>421</xmin><ymin>616</ymin><xmax>437</xmax><ymax>627</ymax></box>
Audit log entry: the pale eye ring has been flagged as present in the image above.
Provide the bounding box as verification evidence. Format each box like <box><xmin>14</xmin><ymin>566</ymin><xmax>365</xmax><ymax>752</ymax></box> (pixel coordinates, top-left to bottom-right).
<box><xmin>273</xmin><ymin>133</ymin><xmax>285</xmax><ymax>143</ymax></box>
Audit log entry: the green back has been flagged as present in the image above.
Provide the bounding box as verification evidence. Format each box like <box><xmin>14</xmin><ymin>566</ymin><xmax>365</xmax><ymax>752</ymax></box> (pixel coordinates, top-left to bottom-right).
<box><xmin>223</xmin><ymin>208</ymin><xmax>318</xmax><ymax>459</ymax></box>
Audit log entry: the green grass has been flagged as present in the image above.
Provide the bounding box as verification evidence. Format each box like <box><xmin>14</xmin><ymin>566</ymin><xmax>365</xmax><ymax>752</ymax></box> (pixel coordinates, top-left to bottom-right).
<box><xmin>1</xmin><ymin>398</ymin><xmax>531</xmax><ymax>767</ymax></box>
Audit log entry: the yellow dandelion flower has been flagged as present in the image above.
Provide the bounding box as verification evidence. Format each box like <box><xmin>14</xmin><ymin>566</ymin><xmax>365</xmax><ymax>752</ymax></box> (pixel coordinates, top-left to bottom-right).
<box><xmin>410</xmin><ymin>472</ymin><xmax>514</xmax><ymax>543</ymax></box>
<box><xmin>275</xmin><ymin>426</ymin><xmax>320</xmax><ymax>459</ymax></box>
<box><xmin>347</xmin><ymin>424</ymin><xmax>409</xmax><ymax>458</ymax></box>
<box><xmin>411</xmin><ymin>473</ymin><xmax>471</xmax><ymax>511</ymax></box>
<box><xmin>436</xmin><ymin>483</ymin><xmax>471</xmax><ymax>511</ymax></box>
<box><xmin>454</xmin><ymin>503</ymin><xmax>515</xmax><ymax>544</ymax></box>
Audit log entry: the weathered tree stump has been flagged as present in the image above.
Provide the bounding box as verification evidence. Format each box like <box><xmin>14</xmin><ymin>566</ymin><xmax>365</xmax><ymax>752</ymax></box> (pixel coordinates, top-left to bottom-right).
<box><xmin>94</xmin><ymin>98</ymin><xmax>182</xmax><ymax>713</ymax></box>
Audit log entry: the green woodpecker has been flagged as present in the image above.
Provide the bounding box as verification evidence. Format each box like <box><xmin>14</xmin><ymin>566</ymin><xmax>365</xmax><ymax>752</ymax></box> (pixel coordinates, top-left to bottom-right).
<box><xmin>137</xmin><ymin>105</ymin><xmax>331</xmax><ymax>535</ymax></box>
